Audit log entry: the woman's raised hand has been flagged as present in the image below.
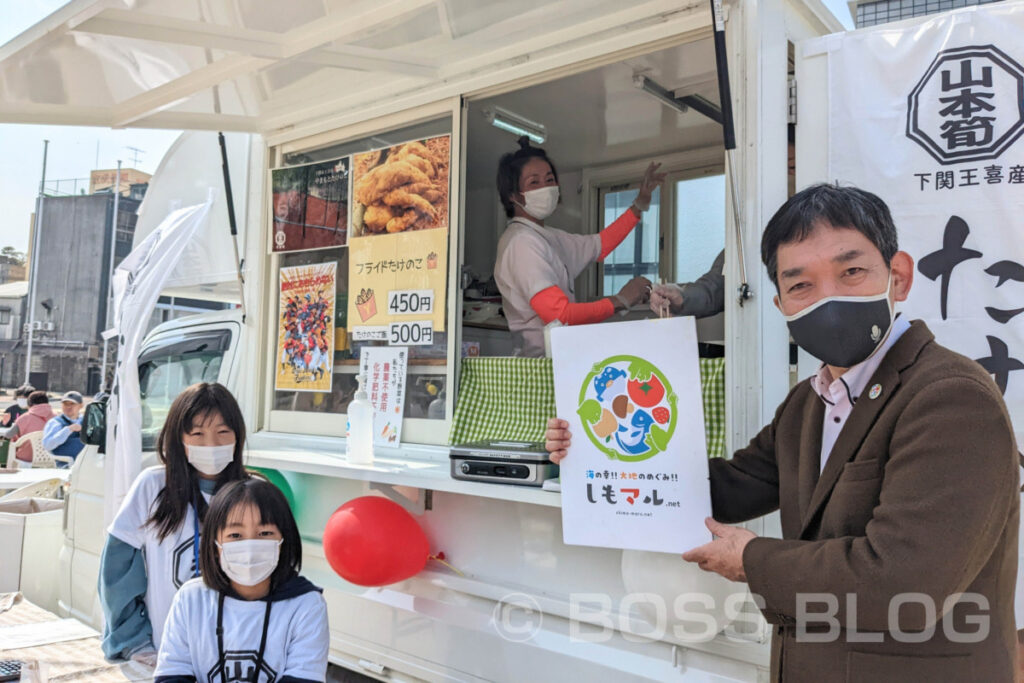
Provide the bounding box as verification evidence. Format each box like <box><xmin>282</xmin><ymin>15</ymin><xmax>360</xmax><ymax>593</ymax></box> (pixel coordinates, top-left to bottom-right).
<box><xmin>634</xmin><ymin>162</ymin><xmax>667</xmax><ymax>212</ymax></box>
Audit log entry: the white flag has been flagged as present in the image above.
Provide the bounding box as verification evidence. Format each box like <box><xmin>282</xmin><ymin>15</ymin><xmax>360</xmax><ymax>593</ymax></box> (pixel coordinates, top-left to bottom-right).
<box><xmin>104</xmin><ymin>199</ymin><xmax>213</xmax><ymax>526</ymax></box>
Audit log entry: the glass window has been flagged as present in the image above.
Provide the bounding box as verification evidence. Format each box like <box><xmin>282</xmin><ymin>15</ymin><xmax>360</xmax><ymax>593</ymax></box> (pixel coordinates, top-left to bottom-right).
<box><xmin>674</xmin><ymin>174</ymin><xmax>726</xmax><ymax>284</ymax></box>
<box><xmin>600</xmin><ymin>186</ymin><xmax>661</xmax><ymax>295</ymax></box>
<box><xmin>273</xmin><ymin>118</ymin><xmax>453</xmax><ymax>424</ymax></box>
<box><xmin>138</xmin><ymin>330</ymin><xmax>231</xmax><ymax>450</ymax></box>
<box><xmin>0</xmin><ymin>308</ymin><xmax>9</xmax><ymax>325</ymax></box>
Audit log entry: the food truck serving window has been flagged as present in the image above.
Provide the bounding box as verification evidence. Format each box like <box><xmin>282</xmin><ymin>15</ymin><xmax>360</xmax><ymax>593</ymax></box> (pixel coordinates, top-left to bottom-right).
<box><xmin>268</xmin><ymin>117</ymin><xmax>455</xmax><ymax>443</ymax></box>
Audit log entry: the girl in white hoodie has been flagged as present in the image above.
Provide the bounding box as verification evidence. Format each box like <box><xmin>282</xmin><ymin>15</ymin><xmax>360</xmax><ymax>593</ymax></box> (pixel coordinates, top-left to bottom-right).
<box><xmin>155</xmin><ymin>477</ymin><xmax>329</xmax><ymax>683</ymax></box>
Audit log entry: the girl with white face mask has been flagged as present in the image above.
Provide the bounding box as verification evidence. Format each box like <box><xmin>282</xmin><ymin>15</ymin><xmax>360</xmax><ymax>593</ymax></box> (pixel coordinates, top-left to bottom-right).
<box><xmin>156</xmin><ymin>478</ymin><xmax>329</xmax><ymax>683</ymax></box>
<box><xmin>100</xmin><ymin>383</ymin><xmax>249</xmax><ymax>668</ymax></box>
<box><xmin>494</xmin><ymin>137</ymin><xmax>666</xmax><ymax>357</ymax></box>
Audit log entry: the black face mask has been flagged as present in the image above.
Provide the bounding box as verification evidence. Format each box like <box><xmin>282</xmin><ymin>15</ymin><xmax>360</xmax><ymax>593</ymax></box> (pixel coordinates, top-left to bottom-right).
<box><xmin>784</xmin><ymin>280</ymin><xmax>894</xmax><ymax>369</ymax></box>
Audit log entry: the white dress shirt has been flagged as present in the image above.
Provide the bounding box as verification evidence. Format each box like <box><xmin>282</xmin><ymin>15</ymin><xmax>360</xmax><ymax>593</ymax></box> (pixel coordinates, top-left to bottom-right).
<box><xmin>809</xmin><ymin>315</ymin><xmax>911</xmax><ymax>472</ymax></box>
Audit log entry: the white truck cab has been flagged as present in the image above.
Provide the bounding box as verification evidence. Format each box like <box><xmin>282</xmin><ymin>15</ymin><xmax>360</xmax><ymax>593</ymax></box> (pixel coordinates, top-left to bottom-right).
<box><xmin>59</xmin><ymin>312</ymin><xmax>243</xmax><ymax>630</ymax></box>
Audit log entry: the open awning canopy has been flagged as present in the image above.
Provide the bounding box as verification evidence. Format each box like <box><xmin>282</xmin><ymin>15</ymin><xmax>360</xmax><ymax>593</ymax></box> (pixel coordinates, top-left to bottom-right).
<box><xmin>0</xmin><ymin>0</ymin><xmax>715</xmax><ymax>143</ymax></box>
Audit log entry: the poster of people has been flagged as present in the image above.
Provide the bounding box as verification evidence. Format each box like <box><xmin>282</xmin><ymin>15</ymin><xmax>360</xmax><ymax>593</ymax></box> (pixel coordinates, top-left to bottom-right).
<box><xmin>348</xmin><ymin>135</ymin><xmax>451</xmax><ymax>335</ymax></box>
<box><xmin>271</xmin><ymin>157</ymin><xmax>349</xmax><ymax>253</ymax></box>
<box><xmin>275</xmin><ymin>263</ymin><xmax>337</xmax><ymax>392</ymax></box>
<box><xmin>551</xmin><ymin>317</ymin><xmax>712</xmax><ymax>554</ymax></box>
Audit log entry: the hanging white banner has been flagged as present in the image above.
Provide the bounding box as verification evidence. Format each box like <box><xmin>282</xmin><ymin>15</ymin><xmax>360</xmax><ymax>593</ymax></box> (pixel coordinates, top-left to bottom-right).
<box><xmin>824</xmin><ymin>1</ymin><xmax>1024</xmax><ymax>622</ymax></box>
<box><xmin>104</xmin><ymin>198</ymin><xmax>213</xmax><ymax>526</ymax></box>
<box><xmin>827</xmin><ymin>5</ymin><xmax>1024</xmax><ymax>434</ymax></box>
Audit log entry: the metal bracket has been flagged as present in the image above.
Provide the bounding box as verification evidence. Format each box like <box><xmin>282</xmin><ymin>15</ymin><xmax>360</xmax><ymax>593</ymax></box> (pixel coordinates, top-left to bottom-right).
<box><xmin>787</xmin><ymin>76</ymin><xmax>798</xmax><ymax>124</ymax></box>
<box><xmin>672</xmin><ymin>644</ymin><xmax>685</xmax><ymax>670</ymax></box>
<box><xmin>368</xmin><ymin>481</ymin><xmax>433</xmax><ymax>515</ymax></box>
<box><xmin>737</xmin><ymin>282</ymin><xmax>753</xmax><ymax>306</ymax></box>
<box><xmin>633</xmin><ymin>75</ymin><xmax>726</xmax><ymax>127</ymax></box>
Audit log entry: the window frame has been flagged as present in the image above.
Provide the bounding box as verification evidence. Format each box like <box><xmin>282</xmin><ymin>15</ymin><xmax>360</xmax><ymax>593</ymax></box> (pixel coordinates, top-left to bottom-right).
<box><xmin>137</xmin><ymin>327</ymin><xmax>236</xmax><ymax>451</ymax></box>
<box><xmin>261</xmin><ymin>98</ymin><xmax>464</xmax><ymax>449</ymax></box>
<box><xmin>596</xmin><ymin>183</ymin><xmax>662</xmax><ymax>294</ymax></box>
<box><xmin>579</xmin><ymin>147</ymin><xmax>726</xmax><ymax>301</ymax></box>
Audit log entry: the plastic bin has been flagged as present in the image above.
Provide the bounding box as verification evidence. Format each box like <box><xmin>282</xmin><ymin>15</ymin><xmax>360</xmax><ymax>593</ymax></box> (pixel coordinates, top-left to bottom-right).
<box><xmin>0</xmin><ymin>497</ymin><xmax>64</xmax><ymax>612</ymax></box>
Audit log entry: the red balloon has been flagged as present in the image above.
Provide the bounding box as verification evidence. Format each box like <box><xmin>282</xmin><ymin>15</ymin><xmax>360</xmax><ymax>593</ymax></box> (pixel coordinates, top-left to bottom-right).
<box><xmin>323</xmin><ymin>496</ymin><xmax>429</xmax><ymax>586</ymax></box>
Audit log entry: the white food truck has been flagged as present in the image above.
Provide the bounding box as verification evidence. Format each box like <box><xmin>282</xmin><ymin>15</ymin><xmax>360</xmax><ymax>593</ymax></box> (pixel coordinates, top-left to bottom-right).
<box><xmin>0</xmin><ymin>0</ymin><xmax>853</xmax><ymax>680</ymax></box>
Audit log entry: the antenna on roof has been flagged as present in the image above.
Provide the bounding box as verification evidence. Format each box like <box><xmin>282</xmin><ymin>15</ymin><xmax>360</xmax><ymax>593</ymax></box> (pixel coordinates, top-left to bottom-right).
<box><xmin>124</xmin><ymin>146</ymin><xmax>145</xmax><ymax>167</ymax></box>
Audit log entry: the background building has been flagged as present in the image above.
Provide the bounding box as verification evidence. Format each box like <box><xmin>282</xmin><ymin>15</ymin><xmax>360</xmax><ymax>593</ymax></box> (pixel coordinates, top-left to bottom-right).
<box><xmin>19</xmin><ymin>190</ymin><xmax>143</xmax><ymax>393</ymax></box>
<box><xmin>0</xmin><ymin>280</ymin><xmax>27</xmax><ymax>388</ymax></box>
<box><xmin>89</xmin><ymin>167</ymin><xmax>152</xmax><ymax>195</ymax></box>
<box><xmin>6</xmin><ymin>175</ymin><xmax>230</xmax><ymax>394</ymax></box>
<box><xmin>849</xmin><ymin>0</ymin><xmax>1003</xmax><ymax>27</ymax></box>
<box><xmin>0</xmin><ymin>263</ymin><xmax>26</xmax><ymax>284</ymax></box>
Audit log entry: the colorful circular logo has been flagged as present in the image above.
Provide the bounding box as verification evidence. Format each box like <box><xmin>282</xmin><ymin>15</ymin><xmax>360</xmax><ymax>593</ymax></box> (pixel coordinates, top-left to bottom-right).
<box><xmin>577</xmin><ymin>355</ymin><xmax>678</xmax><ymax>462</ymax></box>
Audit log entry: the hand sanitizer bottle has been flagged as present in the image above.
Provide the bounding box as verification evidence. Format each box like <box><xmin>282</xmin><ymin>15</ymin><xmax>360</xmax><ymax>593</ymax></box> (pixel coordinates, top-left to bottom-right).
<box><xmin>346</xmin><ymin>374</ymin><xmax>374</xmax><ymax>464</ymax></box>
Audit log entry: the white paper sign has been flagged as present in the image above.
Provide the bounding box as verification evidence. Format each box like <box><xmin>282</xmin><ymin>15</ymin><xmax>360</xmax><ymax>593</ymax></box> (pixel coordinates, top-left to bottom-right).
<box><xmin>388</xmin><ymin>320</ymin><xmax>433</xmax><ymax>346</ymax></box>
<box><xmin>551</xmin><ymin>317</ymin><xmax>712</xmax><ymax>553</ymax></box>
<box><xmin>388</xmin><ymin>289</ymin><xmax>434</xmax><ymax>315</ymax></box>
<box><xmin>359</xmin><ymin>347</ymin><xmax>409</xmax><ymax>447</ymax></box>
<box><xmin>351</xmin><ymin>326</ymin><xmax>387</xmax><ymax>341</ymax></box>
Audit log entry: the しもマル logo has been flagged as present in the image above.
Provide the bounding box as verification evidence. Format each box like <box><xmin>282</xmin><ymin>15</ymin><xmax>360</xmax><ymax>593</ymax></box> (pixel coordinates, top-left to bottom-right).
<box><xmin>907</xmin><ymin>44</ymin><xmax>1024</xmax><ymax>165</ymax></box>
<box><xmin>577</xmin><ymin>355</ymin><xmax>677</xmax><ymax>462</ymax></box>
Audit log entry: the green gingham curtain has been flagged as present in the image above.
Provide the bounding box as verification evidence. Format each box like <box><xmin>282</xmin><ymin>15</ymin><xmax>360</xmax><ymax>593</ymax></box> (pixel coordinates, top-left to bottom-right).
<box><xmin>450</xmin><ymin>356</ymin><xmax>727</xmax><ymax>458</ymax></box>
<box><xmin>699</xmin><ymin>357</ymin><xmax>727</xmax><ymax>458</ymax></box>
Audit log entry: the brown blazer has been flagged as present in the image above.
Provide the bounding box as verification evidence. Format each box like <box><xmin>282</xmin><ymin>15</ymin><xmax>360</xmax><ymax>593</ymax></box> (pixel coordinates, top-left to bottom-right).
<box><xmin>710</xmin><ymin>320</ymin><xmax>1019</xmax><ymax>682</ymax></box>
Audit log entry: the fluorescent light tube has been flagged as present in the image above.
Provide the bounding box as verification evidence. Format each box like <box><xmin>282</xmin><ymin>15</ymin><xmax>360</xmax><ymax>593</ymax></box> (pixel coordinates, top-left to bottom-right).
<box><xmin>484</xmin><ymin>107</ymin><xmax>546</xmax><ymax>144</ymax></box>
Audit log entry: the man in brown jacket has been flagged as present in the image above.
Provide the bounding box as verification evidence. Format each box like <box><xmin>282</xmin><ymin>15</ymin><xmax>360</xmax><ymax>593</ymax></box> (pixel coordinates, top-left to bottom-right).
<box><xmin>546</xmin><ymin>184</ymin><xmax>1019</xmax><ymax>682</ymax></box>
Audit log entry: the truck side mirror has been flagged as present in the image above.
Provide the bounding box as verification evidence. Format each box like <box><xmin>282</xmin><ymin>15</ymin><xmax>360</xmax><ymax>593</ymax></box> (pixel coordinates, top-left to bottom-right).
<box><xmin>83</xmin><ymin>393</ymin><xmax>108</xmax><ymax>452</ymax></box>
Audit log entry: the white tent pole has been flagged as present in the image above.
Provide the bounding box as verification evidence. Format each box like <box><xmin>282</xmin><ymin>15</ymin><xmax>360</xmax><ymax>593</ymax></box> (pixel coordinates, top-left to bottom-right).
<box><xmin>24</xmin><ymin>139</ymin><xmax>48</xmax><ymax>384</ymax></box>
<box><xmin>100</xmin><ymin>160</ymin><xmax>122</xmax><ymax>393</ymax></box>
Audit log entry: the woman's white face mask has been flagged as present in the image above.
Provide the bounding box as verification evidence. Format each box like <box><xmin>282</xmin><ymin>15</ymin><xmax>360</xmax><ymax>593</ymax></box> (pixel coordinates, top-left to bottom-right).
<box><xmin>517</xmin><ymin>186</ymin><xmax>560</xmax><ymax>221</ymax></box>
<box><xmin>185</xmin><ymin>443</ymin><xmax>235</xmax><ymax>476</ymax></box>
<box><xmin>217</xmin><ymin>538</ymin><xmax>282</xmax><ymax>586</ymax></box>
<box><xmin>15</xmin><ymin>398</ymin><xmax>27</xmax><ymax>409</ymax></box>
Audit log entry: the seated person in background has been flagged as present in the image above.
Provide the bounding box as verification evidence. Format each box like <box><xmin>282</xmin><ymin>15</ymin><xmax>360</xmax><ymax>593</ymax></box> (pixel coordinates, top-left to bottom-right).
<box><xmin>42</xmin><ymin>391</ymin><xmax>85</xmax><ymax>464</ymax></box>
<box><xmin>2</xmin><ymin>384</ymin><xmax>33</xmax><ymax>427</ymax></box>
<box><xmin>5</xmin><ymin>390</ymin><xmax>54</xmax><ymax>467</ymax></box>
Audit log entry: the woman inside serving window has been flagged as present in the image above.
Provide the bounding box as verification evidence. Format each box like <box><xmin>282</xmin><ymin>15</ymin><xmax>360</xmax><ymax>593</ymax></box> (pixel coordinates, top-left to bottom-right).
<box><xmin>494</xmin><ymin>137</ymin><xmax>665</xmax><ymax>357</ymax></box>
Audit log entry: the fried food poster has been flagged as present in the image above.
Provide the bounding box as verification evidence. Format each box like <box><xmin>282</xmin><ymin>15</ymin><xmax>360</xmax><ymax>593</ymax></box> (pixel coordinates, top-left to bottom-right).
<box><xmin>275</xmin><ymin>262</ymin><xmax>337</xmax><ymax>392</ymax></box>
<box><xmin>347</xmin><ymin>135</ymin><xmax>450</xmax><ymax>333</ymax></box>
<box><xmin>271</xmin><ymin>157</ymin><xmax>349</xmax><ymax>253</ymax></box>
<box><xmin>551</xmin><ymin>317</ymin><xmax>712</xmax><ymax>553</ymax></box>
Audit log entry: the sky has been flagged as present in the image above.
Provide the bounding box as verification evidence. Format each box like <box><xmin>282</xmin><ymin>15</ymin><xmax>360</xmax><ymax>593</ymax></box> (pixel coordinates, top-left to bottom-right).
<box><xmin>0</xmin><ymin>1</ymin><xmax>181</xmax><ymax>255</ymax></box>
<box><xmin>0</xmin><ymin>0</ymin><xmax>853</xmax><ymax>256</ymax></box>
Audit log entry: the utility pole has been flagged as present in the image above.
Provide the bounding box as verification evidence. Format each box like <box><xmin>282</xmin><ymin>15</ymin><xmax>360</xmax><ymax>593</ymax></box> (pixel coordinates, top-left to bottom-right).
<box><xmin>100</xmin><ymin>160</ymin><xmax>122</xmax><ymax>392</ymax></box>
<box><xmin>24</xmin><ymin>140</ymin><xmax>48</xmax><ymax>385</ymax></box>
